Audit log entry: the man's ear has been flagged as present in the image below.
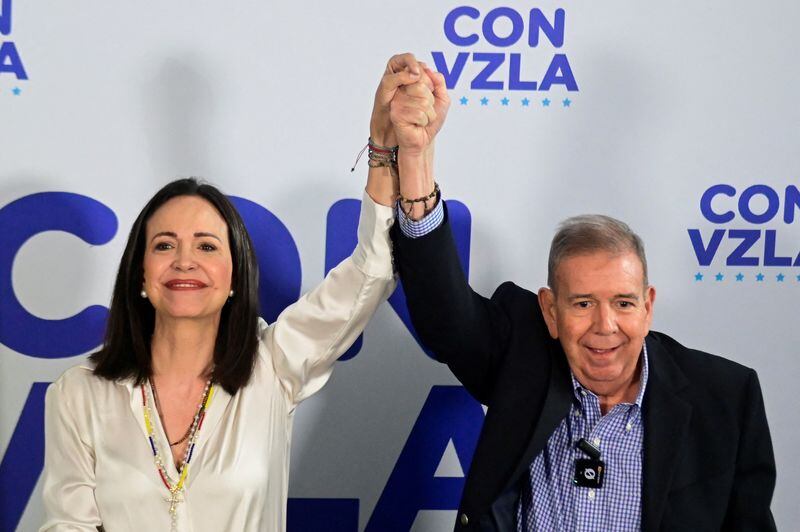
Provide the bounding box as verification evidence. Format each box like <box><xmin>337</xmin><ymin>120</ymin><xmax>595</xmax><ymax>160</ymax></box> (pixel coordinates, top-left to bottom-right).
<box><xmin>538</xmin><ymin>287</ymin><xmax>559</xmax><ymax>339</ymax></box>
<box><xmin>643</xmin><ymin>285</ymin><xmax>656</xmax><ymax>332</ymax></box>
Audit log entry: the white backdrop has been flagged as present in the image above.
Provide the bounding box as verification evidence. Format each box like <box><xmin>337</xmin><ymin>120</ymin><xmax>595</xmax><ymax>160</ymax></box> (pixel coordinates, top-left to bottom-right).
<box><xmin>1</xmin><ymin>1</ymin><xmax>798</xmax><ymax>530</ymax></box>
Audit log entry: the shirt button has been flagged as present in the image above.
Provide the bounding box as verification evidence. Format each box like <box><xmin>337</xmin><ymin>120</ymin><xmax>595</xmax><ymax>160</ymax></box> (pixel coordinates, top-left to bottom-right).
<box><xmin>626</xmin><ymin>422</ymin><xmax>633</xmax><ymax>432</ymax></box>
<box><xmin>588</xmin><ymin>489</ymin><xmax>596</xmax><ymax>500</ymax></box>
<box><xmin>593</xmin><ymin>437</ymin><xmax>601</xmax><ymax>446</ymax></box>
<box><xmin>460</xmin><ymin>513</ymin><xmax>469</xmax><ymax>525</ymax></box>
<box><xmin>580</xmin><ymin>390</ymin><xmax>587</xmax><ymax>397</ymax></box>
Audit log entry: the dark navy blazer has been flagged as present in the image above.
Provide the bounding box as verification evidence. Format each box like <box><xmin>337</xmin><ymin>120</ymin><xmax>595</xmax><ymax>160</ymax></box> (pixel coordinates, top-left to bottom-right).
<box><xmin>390</xmin><ymin>205</ymin><xmax>777</xmax><ymax>532</ymax></box>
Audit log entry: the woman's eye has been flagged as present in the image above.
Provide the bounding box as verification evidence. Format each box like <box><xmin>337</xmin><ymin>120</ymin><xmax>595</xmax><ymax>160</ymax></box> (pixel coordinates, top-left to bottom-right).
<box><xmin>154</xmin><ymin>242</ymin><xmax>173</xmax><ymax>251</ymax></box>
<box><xmin>199</xmin><ymin>243</ymin><xmax>217</xmax><ymax>252</ymax></box>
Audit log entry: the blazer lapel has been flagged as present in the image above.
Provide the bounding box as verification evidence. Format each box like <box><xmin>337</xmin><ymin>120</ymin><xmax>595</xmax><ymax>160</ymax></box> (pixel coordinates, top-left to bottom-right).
<box><xmin>488</xmin><ymin>349</ymin><xmax>572</xmax><ymax>526</ymax></box>
<box><xmin>641</xmin><ymin>335</ymin><xmax>692</xmax><ymax>532</ymax></box>
<box><xmin>508</xmin><ymin>350</ymin><xmax>572</xmax><ymax>487</ymax></box>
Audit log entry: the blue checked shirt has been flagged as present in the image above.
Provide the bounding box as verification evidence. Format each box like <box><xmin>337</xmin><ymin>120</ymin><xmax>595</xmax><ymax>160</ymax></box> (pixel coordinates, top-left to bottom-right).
<box><xmin>396</xmin><ymin>197</ymin><xmax>445</xmax><ymax>238</ymax></box>
<box><xmin>398</xmin><ymin>199</ymin><xmax>649</xmax><ymax>531</ymax></box>
<box><xmin>518</xmin><ymin>346</ymin><xmax>648</xmax><ymax>531</ymax></box>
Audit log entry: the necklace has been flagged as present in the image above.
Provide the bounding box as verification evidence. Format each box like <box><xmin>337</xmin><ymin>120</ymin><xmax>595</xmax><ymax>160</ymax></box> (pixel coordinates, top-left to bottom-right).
<box><xmin>142</xmin><ymin>377</ymin><xmax>214</xmax><ymax>531</ymax></box>
<box><xmin>150</xmin><ymin>379</ymin><xmax>194</xmax><ymax>447</ymax></box>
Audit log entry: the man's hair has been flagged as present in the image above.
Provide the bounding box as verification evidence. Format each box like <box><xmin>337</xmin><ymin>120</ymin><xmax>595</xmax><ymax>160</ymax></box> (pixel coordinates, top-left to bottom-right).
<box><xmin>547</xmin><ymin>214</ymin><xmax>648</xmax><ymax>289</ymax></box>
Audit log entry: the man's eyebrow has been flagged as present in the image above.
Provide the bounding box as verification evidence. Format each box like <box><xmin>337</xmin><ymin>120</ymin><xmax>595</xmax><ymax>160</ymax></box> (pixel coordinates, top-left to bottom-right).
<box><xmin>616</xmin><ymin>293</ymin><xmax>640</xmax><ymax>300</ymax></box>
<box><xmin>566</xmin><ymin>293</ymin><xmax>641</xmax><ymax>300</ymax></box>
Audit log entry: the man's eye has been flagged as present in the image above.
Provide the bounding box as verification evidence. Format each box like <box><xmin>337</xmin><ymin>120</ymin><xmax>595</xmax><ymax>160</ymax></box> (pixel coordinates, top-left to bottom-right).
<box><xmin>576</xmin><ymin>301</ymin><xmax>591</xmax><ymax>309</ymax></box>
<box><xmin>618</xmin><ymin>301</ymin><xmax>634</xmax><ymax>308</ymax></box>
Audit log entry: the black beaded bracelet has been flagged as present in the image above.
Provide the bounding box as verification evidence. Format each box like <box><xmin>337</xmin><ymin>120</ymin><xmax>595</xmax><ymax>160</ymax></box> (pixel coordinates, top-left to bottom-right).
<box><xmin>399</xmin><ymin>182</ymin><xmax>440</xmax><ymax>216</ymax></box>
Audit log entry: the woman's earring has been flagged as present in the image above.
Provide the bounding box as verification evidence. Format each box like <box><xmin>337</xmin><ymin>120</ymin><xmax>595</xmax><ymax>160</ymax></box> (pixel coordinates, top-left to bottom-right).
<box><xmin>228</xmin><ymin>290</ymin><xmax>235</xmax><ymax>298</ymax></box>
<box><xmin>140</xmin><ymin>290</ymin><xmax>147</xmax><ymax>299</ymax></box>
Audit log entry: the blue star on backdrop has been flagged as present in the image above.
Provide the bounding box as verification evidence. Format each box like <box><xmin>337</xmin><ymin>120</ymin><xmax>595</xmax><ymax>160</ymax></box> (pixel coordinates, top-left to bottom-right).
<box><xmin>455</xmin><ymin>95</ymin><xmax>577</xmax><ymax>110</ymax></box>
<box><xmin>692</xmin><ymin>270</ymin><xmax>799</xmax><ymax>284</ymax></box>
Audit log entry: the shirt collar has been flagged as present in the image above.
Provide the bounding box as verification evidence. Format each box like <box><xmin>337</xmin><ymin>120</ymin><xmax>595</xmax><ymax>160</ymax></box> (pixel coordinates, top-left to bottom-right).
<box><xmin>570</xmin><ymin>341</ymin><xmax>650</xmax><ymax>408</ymax></box>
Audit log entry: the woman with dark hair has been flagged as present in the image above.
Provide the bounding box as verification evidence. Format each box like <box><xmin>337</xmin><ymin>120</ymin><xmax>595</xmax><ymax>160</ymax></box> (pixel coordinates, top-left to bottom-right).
<box><xmin>39</xmin><ymin>56</ymin><xmax>426</xmax><ymax>531</ymax></box>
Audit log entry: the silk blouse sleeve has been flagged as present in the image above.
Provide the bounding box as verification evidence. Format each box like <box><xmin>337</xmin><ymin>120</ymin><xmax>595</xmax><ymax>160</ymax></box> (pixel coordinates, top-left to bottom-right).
<box><xmin>40</xmin><ymin>370</ymin><xmax>102</xmax><ymax>531</ymax></box>
<box><xmin>261</xmin><ymin>190</ymin><xmax>396</xmax><ymax>406</ymax></box>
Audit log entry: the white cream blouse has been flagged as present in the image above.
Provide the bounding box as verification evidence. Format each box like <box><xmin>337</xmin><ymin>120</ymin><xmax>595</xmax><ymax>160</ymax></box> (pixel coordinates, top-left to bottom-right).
<box><xmin>40</xmin><ymin>192</ymin><xmax>396</xmax><ymax>532</ymax></box>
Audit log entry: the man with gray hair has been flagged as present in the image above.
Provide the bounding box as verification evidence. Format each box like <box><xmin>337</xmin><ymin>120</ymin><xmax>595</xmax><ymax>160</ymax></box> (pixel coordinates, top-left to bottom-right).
<box><xmin>381</xmin><ymin>53</ymin><xmax>777</xmax><ymax>531</ymax></box>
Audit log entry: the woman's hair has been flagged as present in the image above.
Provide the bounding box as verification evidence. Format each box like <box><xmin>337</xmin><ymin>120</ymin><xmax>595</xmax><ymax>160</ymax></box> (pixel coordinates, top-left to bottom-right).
<box><xmin>90</xmin><ymin>178</ymin><xmax>260</xmax><ymax>394</ymax></box>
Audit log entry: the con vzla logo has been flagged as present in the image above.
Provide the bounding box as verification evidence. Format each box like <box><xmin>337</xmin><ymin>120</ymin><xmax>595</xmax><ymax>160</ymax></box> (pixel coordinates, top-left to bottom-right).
<box><xmin>689</xmin><ymin>184</ymin><xmax>800</xmax><ymax>269</ymax></box>
<box><xmin>0</xmin><ymin>0</ymin><xmax>28</xmax><ymax>80</ymax></box>
<box><xmin>432</xmin><ymin>6</ymin><xmax>577</xmax><ymax>92</ymax></box>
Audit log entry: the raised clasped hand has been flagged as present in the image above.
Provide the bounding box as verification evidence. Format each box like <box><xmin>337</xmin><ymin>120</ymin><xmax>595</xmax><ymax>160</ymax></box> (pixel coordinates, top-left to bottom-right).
<box><xmin>370</xmin><ymin>53</ymin><xmax>450</xmax><ymax>153</ymax></box>
<box><xmin>370</xmin><ymin>53</ymin><xmax>424</xmax><ymax>148</ymax></box>
<box><xmin>389</xmin><ymin>58</ymin><xmax>450</xmax><ymax>156</ymax></box>
<box><xmin>369</xmin><ymin>53</ymin><xmax>451</xmax><ymax>220</ymax></box>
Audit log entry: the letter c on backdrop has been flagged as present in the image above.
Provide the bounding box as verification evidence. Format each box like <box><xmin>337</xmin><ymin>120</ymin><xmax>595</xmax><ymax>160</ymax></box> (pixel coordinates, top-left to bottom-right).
<box><xmin>444</xmin><ymin>6</ymin><xmax>480</xmax><ymax>46</ymax></box>
<box><xmin>0</xmin><ymin>192</ymin><xmax>117</xmax><ymax>358</ymax></box>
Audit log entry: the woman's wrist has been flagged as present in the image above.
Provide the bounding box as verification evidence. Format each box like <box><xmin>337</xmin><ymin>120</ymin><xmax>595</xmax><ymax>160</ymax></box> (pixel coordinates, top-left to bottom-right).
<box><xmin>369</xmin><ymin>116</ymin><xmax>397</xmax><ymax>148</ymax></box>
<box><xmin>365</xmin><ymin>165</ymin><xmax>398</xmax><ymax>207</ymax></box>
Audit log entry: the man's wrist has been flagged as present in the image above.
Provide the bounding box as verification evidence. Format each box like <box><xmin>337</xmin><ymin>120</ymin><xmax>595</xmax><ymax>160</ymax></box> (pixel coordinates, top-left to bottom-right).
<box><xmin>397</xmin><ymin>148</ymin><xmax>434</xmax><ymax>199</ymax></box>
<box><xmin>397</xmin><ymin>195</ymin><xmax>444</xmax><ymax>239</ymax></box>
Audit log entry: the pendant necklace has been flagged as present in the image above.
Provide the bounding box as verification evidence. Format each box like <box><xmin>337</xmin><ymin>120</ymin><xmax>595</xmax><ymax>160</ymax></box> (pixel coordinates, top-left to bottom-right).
<box><xmin>142</xmin><ymin>377</ymin><xmax>214</xmax><ymax>531</ymax></box>
<box><xmin>151</xmin><ymin>379</ymin><xmax>195</xmax><ymax>447</ymax></box>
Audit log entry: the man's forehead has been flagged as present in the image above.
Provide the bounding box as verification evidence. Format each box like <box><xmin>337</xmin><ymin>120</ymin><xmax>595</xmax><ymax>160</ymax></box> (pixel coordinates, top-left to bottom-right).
<box><xmin>555</xmin><ymin>251</ymin><xmax>645</xmax><ymax>290</ymax></box>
